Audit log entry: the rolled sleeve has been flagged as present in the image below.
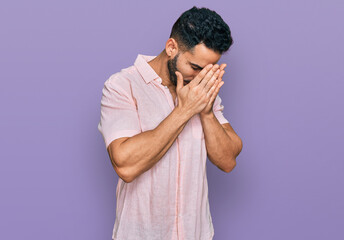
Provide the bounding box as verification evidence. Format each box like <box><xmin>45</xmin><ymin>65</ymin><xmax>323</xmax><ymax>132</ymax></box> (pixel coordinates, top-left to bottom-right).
<box><xmin>97</xmin><ymin>74</ymin><xmax>142</xmax><ymax>149</ymax></box>
<box><xmin>212</xmin><ymin>95</ymin><xmax>229</xmax><ymax>124</ymax></box>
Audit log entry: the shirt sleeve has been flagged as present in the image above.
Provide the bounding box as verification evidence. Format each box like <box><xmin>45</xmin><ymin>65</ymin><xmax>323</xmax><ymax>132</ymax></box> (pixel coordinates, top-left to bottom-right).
<box><xmin>97</xmin><ymin>74</ymin><xmax>142</xmax><ymax>149</ymax></box>
<box><xmin>212</xmin><ymin>95</ymin><xmax>229</xmax><ymax>124</ymax></box>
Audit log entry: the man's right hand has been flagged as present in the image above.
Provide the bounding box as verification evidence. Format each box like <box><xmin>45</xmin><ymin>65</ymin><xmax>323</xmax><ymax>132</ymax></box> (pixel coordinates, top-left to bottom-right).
<box><xmin>175</xmin><ymin>64</ymin><xmax>221</xmax><ymax>118</ymax></box>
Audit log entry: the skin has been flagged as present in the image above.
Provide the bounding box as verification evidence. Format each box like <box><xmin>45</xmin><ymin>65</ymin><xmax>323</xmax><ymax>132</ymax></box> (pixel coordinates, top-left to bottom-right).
<box><xmin>107</xmin><ymin>38</ymin><xmax>243</xmax><ymax>183</ymax></box>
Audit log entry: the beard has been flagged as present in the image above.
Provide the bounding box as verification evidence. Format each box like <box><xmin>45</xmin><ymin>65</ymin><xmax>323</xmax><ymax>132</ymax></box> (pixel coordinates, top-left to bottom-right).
<box><xmin>167</xmin><ymin>53</ymin><xmax>180</xmax><ymax>87</ymax></box>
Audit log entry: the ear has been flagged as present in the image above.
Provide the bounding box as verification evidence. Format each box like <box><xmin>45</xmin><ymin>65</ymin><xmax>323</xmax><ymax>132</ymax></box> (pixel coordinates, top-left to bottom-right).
<box><xmin>165</xmin><ymin>38</ymin><xmax>179</xmax><ymax>58</ymax></box>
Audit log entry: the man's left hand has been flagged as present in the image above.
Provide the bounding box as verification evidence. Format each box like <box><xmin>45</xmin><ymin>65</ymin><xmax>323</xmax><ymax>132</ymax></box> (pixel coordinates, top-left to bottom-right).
<box><xmin>200</xmin><ymin>63</ymin><xmax>227</xmax><ymax>117</ymax></box>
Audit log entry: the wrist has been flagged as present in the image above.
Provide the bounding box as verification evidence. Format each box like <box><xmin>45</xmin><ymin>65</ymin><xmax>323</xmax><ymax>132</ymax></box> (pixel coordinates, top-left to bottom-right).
<box><xmin>200</xmin><ymin>111</ymin><xmax>215</xmax><ymax>120</ymax></box>
<box><xmin>173</xmin><ymin>105</ymin><xmax>193</xmax><ymax>123</ymax></box>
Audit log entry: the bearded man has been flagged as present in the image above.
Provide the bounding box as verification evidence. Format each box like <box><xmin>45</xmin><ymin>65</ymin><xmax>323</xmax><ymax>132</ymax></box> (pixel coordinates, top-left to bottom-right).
<box><xmin>98</xmin><ymin>6</ymin><xmax>243</xmax><ymax>240</ymax></box>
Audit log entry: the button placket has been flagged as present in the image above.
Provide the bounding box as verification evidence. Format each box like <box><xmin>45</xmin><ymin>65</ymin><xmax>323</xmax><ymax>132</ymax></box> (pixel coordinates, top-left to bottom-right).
<box><xmin>153</xmin><ymin>77</ymin><xmax>182</xmax><ymax>238</ymax></box>
<box><xmin>154</xmin><ymin>78</ymin><xmax>175</xmax><ymax>110</ymax></box>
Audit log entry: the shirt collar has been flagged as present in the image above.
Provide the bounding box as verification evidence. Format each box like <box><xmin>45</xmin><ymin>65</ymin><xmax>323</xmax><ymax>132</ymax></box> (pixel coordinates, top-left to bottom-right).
<box><xmin>134</xmin><ymin>54</ymin><xmax>161</xmax><ymax>84</ymax></box>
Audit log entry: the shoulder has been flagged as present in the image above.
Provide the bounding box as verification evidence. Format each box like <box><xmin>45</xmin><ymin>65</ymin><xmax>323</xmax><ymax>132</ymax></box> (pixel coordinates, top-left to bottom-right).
<box><xmin>104</xmin><ymin>65</ymin><xmax>140</xmax><ymax>93</ymax></box>
<box><xmin>106</xmin><ymin>66</ymin><xmax>136</xmax><ymax>86</ymax></box>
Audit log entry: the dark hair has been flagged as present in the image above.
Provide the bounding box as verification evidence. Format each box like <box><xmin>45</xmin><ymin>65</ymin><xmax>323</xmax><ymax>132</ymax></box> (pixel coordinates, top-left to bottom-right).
<box><xmin>169</xmin><ymin>6</ymin><xmax>233</xmax><ymax>54</ymax></box>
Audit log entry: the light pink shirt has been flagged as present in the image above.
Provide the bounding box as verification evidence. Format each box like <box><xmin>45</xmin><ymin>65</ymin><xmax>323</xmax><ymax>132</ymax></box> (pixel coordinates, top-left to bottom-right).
<box><xmin>98</xmin><ymin>54</ymin><xmax>229</xmax><ymax>240</ymax></box>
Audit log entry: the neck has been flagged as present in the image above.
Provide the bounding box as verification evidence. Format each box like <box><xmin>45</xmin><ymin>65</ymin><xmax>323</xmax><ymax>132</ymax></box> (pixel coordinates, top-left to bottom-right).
<box><xmin>148</xmin><ymin>51</ymin><xmax>174</xmax><ymax>88</ymax></box>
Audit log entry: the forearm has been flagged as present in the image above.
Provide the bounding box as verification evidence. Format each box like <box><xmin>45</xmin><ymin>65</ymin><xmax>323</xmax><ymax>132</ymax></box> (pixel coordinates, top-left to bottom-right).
<box><xmin>200</xmin><ymin>112</ymin><xmax>239</xmax><ymax>172</ymax></box>
<box><xmin>118</xmin><ymin>107</ymin><xmax>190</xmax><ymax>182</ymax></box>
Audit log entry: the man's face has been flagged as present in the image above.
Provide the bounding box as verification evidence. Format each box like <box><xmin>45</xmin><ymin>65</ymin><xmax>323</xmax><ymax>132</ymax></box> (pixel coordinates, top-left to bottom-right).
<box><xmin>167</xmin><ymin>43</ymin><xmax>222</xmax><ymax>87</ymax></box>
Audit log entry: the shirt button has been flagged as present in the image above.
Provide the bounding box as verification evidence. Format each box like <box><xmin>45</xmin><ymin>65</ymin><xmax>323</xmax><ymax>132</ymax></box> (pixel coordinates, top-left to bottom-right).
<box><xmin>157</xmin><ymin>78</ymin><xmax>162</xmax><ymax>83</ymax></box>
<box><xmin>164</xmin><ymin>85</ymin><xmax>168</xmax><ymax>89</ymax></box>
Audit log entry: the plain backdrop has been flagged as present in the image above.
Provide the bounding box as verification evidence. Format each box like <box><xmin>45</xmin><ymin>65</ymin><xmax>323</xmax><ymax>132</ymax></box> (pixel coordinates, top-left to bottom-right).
<box><xmin>0</xmin><ymin>0</ymin><xmax>343</xmax><ymax>239</ymax></box>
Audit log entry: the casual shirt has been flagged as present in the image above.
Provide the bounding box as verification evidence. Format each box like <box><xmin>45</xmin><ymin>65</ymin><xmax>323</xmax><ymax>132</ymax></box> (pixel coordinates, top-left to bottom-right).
<box><xmin>98</xmin><ymin>54</ymin><xmax>229</xmax><ymax>240</ymax></box>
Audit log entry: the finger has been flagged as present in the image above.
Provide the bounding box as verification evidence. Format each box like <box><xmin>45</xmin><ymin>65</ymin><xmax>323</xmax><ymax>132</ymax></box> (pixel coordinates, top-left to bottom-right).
<box><xmin>208</xmin><ymin>80</ymin><xmax>224</xmax><ymax>103</ymax></box>
<box><xmin>219</xmin><ymin>63</ymin><xmax>227</xmax><ymax>71</ymax></box>
<box><xmin>215</xmin><ymin>81</ymin><xmax>224</xmax><ymax>94</ymax></box>
<box><xmin>189</xmin><ymin>64</ymin><xmax>213</xmax><ymax>88</ymax></box>
<box><xmin>204</xmin><ymin>68</ymin><xmax>224</xmax><ymax>95</ymax></box>
<box><xmin>175</xmin><ymin>71</ymin><xmax>184</xmax><ymax>92</ymax></box>
<box><xmin>207</xmin><ymin>77</ymin><xmax>221</xmax><ymax>98</ymax></box>
<box><xmin>217</xmin><ymin>70</ymin><xmax>225</xmax><ymax>81</ymax></box>
<box><xmin>198</xmin><ymin>64</ymin><xmax>220</xmax><ymax>89</ymax></box>
<box><xmin>204</xmin><ymin>69</ymin><xmax>220</xmax><ymax>93</ymax></box>
<box><xmin>206</xmin><ymin>81</ymin><xmax>219</xmax><ymax>99</ymax></box>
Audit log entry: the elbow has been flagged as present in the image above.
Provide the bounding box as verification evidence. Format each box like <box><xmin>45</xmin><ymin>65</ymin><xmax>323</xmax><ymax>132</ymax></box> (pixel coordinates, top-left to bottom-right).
<box><xmin>114</xmin><ymin>154</ymin><xmax>139</xmax><ymax>183</ymax></box>
<box><xmin>233</xmin><ymin>136</ymin><xmax>243</xmax><ymax>158</ymax></box>
<box><xmin>238</xmin><ymin>137</ymin><xmax>243</xmax><ymax>155</ymax></box>
<box><xmin>223</xmin><ymin>158</ymin><xmax>237</xmax><ymax>173</ymax></box>
<box><xmin>222</xmin><ymin>136</ymin><xmax>242</xmax><ymax>173</ymax></box>
<box><xmin>116</xmin><ymin>166</ymin><xmax>136</xmax><ymax>183</ymax></box>
<box><xmin>107</xmin><ymin>139</ymin><xmax>137</xmax><ymax>183</ymax></box>
<box><xmin>230</xmin><ymin>136</ymin><xmax>243</xmax><ymax>162</ymax></box>
<box><xmin>110</xmin><ymin>153</ymin><xmax>135</xmax><ymax>183</ymax></box>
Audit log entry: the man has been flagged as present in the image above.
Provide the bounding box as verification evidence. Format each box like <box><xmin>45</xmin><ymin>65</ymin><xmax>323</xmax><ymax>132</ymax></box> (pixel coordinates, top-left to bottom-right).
<box><xmin>98</xmin><ymin>6</ymin><xmax>243</xmax><ymax>240</ymax></box>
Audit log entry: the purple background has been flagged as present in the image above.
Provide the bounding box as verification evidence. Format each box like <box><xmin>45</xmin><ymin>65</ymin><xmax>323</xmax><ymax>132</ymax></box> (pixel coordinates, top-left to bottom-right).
<box><xmin>1</xmin><ymin>0</ymin><xmax>343</xmax><ymax>239</ymax></box>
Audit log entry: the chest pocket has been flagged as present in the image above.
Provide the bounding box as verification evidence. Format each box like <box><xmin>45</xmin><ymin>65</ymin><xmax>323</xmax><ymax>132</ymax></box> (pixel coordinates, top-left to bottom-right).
<box><xmin>190</xmin><ymin>114</ymin><xmax>205</xmax><ymax>139</ymax></box>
